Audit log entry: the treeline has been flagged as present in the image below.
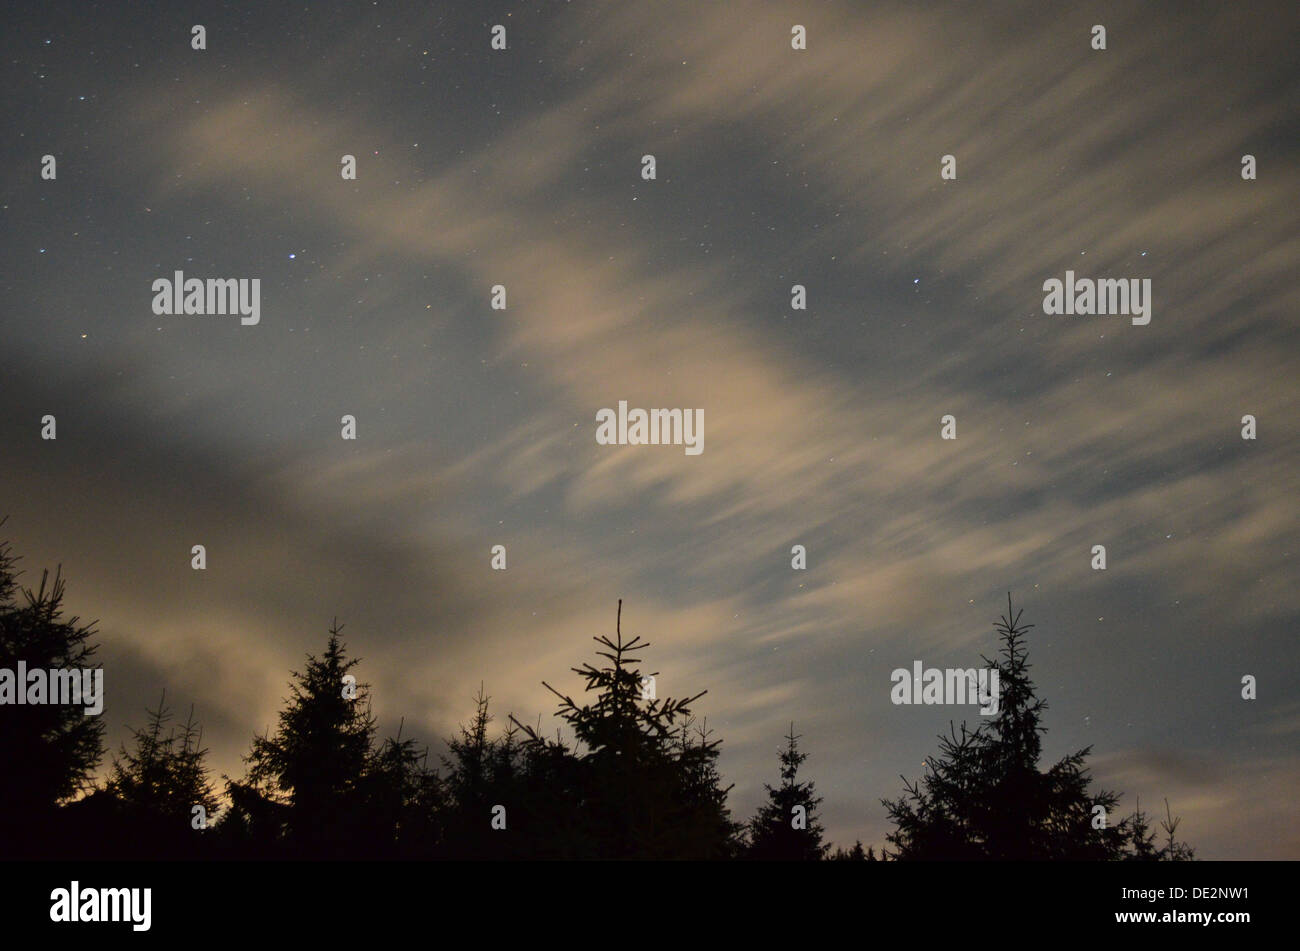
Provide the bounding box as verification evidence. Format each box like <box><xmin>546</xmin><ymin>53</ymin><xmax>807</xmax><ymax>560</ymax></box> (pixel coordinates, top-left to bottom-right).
<box><xmin>0</xmin><ymin>535</ymin><xmax>1194</xmax><ymax>861</ymax></box>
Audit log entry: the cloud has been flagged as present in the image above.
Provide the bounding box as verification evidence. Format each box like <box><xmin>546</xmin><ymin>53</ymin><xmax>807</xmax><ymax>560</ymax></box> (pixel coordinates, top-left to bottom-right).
<box><xmin>2</xmin><ymin>0</ymin><xmax>1293</xmax><ymax>854</ymax></box>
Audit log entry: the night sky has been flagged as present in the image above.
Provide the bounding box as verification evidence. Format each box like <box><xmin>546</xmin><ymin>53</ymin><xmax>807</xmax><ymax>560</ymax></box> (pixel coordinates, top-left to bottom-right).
<box><xmin>2</xmin><ymin>1</ymin><xmax>1297</xmax><ymax>858</ymax></box>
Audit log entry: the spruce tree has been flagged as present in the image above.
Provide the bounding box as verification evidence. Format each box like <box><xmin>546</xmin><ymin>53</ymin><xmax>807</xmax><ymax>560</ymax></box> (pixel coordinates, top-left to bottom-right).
<box><xmin>831</xmin><ymin>840</ymin><xmax>872</xmax><ymax>860</ymax></box>
<box><xmin>0</xmin><ymin>536</ymin><xmax>105</xmax><ymax>854</ymax></box>
<box><xmin>442</xmin><ymin>684</ymin><xmax>523</xmax><ymax>858</ymax></box>
<box><xmin>1157</xmin><ymin>799</ymin><xmax>1195</xmax><ymax>861</ymax></box>
<box><xmin>673</xmin><ymin>718</ymin><xmax>743</xmax><ymax>858</ymax></box>
<box><xmin>443</xmin><ymin>684</ymin><xmax>494</xmax><ymax>811</ymax></box>
<box><xmin>105</xmin><ymin>692</ymin><xmax>219</xmax><ymax>829</ymax></box>
<box><xmin>363</xmin><ymin>721</ymin><xmax>444</xmax><ymax>857</ymax></box>
<box><xmin>512</xmin><ymin>600</ymin><xmax>738</xmax><ymax>858</ymax></box>
<box><xmin>238</xmin><ymin>620</ymin><xmax>376</xmax><ymax>856</ymax></box>
<box><xmin>883</xmin><ymin>595</ymin><xmax>1139</xmax><ymax>859</ymax></box>
<box><xmin>745</xmin><ymin>724</ymin><xmax>828</xmax><ymax>860</ymax></box>
<box><xmin>1122</xmin><ymin>797</ymin><xmax>1194</xmax><ymax>861</ymax></box>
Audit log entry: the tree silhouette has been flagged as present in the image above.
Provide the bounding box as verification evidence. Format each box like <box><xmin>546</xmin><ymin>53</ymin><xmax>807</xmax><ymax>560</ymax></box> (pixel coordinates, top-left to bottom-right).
<box><xmin>673</xmin><ymin>717</ymin><xmax>744</xmax><ymax>858</ymax></box>
<box><xmin>0</xmin><ymin>534</ymin><xmax>105</xmax><ymax>856</ymax></box>
<box><xmin>883</xmin><ymin>595</ymin><xmax>1191</xmax><ymax>860</ymax></box>
<box><xmin>105</xmin><ymin>692</ymin><xmax>219</xmax><ymax>826</ymax></box>
<box><xmin>233</xmin><ymin>620</ymin><xmax>376</xmax><ymax>857</ymax></box>
<box><xmin>73</xmin><ymin>692</ymin><xmax>222</xmax><ymax>857</ymax></box>
<box><xmin>1156</xmin><ymin>798</ymin><xmax>1195</xmax><ymax>861</ymax></box>
<box><xmin>830</xmin><ymin>840</ymin><xmax>877</xmax><ymax>860</ymax></box>
<box><xmin>745</xmin><ymin>724</ymin><xmax>828</xmax><ymax>860</ymax></box>
<box><xmin>511</xmin><ymin>600</ymin><xmax>739</xmax><ymax>859</ymax></box>
<box><xmin>442</xmin><ymin>684</ymin><xmax>501</xmax><ymax>817</ymax></box>
<box><xmin>440</xmin><ymin>684</ymin><xmax>526</xmax><ymax>858</ymax></box>
<box><xmin>1122</xmin><ymin>797</ymin><xmax>1195</xmax><ymax>861</ymax></box>
<box><xmin>1</xmin><ymin>524</ymin><xmax>1210</xmax><ymax>864</ymax></box>
<box><xmin>362</xmin><ymin>720</ymin><xmax>444</xmax><ymax>858</ymax></box>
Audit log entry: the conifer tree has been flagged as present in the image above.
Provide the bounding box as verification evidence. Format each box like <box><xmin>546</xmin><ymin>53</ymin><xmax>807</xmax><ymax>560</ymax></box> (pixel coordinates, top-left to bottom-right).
<box><xmin>443</xmin><ymin>684</ymin><xmax>494</xmax><ymax>812</ymax></box>
<box><xmin>363</xmin><ymin>720</ymin><xmax>444</xmax><ymax>857</ymax></box>
<box><xmin>512</xmin><ymin>600</ymin><xmax>738</xmax><ymax>859</ymax></box>
<box><xmin>441</xmin><ymin>684</ymin><xmax>524</xmax><ymax>858</ymax></box>
<box><xmin>883</xmin><ymin>595</ymin><xmax>1149</xmax><ymax>860</ymax></box>
<box><xmin>104</xmin><ymin>692</ymin><xmax>219</xmax><ymax>828</ymax></box>
<box><xmin>1122</xmin><ymin>797</ymin><xmax>1194</xmax><ymax>861</ymax></box>
<box><xmin>1122</xmin><ymin>796</ymin><xmax>1160</xmax><ymax>861</ymax></box>
<box><xmin>673</xmin><ymin>718</ymin><xmax>743</xmax><ymax>858</ymax></box>
<box><xmin>237</xmin><ymin>620</ymin><xmax>376</xmax><ymax>856</ymax></box>
<box><xmin>745</xmin><ymin>724</ymin><xmax>828</xmax><ymax>860</ymax></box>
<box><xmin>506</xmin><ymin>717</ymin><xmax>589</xmax><ymax>859</ymax></box>
<box><xmin>0</xmin><ymin>535</ymin><xmax>105</xmax><ymax>853</ymax></box>
<box><xmin>1158</xmin><ymin>798</ymin><xmax>1195</xmax><ymax>861</ymax></box>
<box><xmin>831</xmin><ymin>840</ymin><xmax>873</xmax><ymax>860</ymax></box>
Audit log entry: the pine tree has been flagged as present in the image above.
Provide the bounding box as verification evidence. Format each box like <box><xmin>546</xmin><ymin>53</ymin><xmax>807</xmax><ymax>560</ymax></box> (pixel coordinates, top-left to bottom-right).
<box><xmin>1159</xmin><ymin>798</ymin><xmax>1195</xmax><ymax>861</ymax></box>
<box><xmin>362</xmin><ymin>720</ymin><xmax>444</xmax><ymax>857</ymax></box>
<box><xmin>745</xmin><ymin>724</ymin><xmax>828</xmax><ymax>860</ymax></box>
<box><xmin>441</xmin><ymin>684</ymin><xmax>523</xmax><ymax>858</ymax></box>
<box><xmin>105</xmin><ymin>692</ymin><xmax>219</xmax><ymax>828</ymax></box>
<box><xmin>443</xmin><ymin>683</ymin><xmax>494</xmax><ymax>812</ymax></box>
<box><xmin>883</xmin><ymin>595</ymin><xmax>1135</xmax><ymax>859</ymax></box>
<box><xmin>674</xmin><ymin>718</ymin><xmax>743</xmax><ymax>858</ymax></box>
<box><xmin>831</xmin><ymin>840</ymin><xmax>871</xmax><ymax>861</ymax></box>
<box><xmin>1121</xmin><ymin>796</ymin><xmax>1160</xmax><ymax>860</ymax></box>
<box><xmin>237</xmin><ymin>620</ymin><xmax>376</xmax><ymax>856</ymax></box>
<box><xmin>511</xmin><ymin>600</ymin><xmax>738</xmax><ymax>858</ymax></box>
<box><xmin>508</xmin><ymin>718</ymin><xmax>588</xmax><ymax>859</ymax></box>
<box><xmin>0</xmin><ymin>535</ymin><xmax>105</xmax><ymax>855</ymax></box>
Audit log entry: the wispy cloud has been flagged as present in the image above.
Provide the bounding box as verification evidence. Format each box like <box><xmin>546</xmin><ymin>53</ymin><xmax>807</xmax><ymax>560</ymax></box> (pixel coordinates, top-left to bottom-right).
<box><xmin>2</xmin><ymin>0</ymin><xmax>1292</xmax><ymax>855</ymax></box>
